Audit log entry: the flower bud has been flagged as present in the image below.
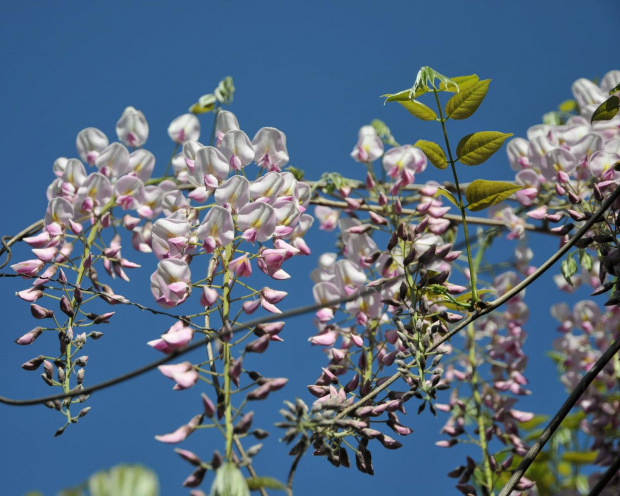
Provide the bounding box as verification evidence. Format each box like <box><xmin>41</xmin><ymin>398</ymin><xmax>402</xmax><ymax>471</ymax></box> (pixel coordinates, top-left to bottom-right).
<box><xmin>60</xmin><ymin>295</ymin><xmax>74</xmax><ymax>317</ymax></box>
<box><xmin>15</xmin><ymin>327</ymin><xmax>44</xmax><ymax>345</ymax></box>
<box><xmin>30</xmin><ymin>304</ymin><xmax>54</xmax><ymax>319</ymax></box>
<box><xmin>21</xmin><ymin>355</ymin><xmax>45</xmax><ymax>371</ymax></box>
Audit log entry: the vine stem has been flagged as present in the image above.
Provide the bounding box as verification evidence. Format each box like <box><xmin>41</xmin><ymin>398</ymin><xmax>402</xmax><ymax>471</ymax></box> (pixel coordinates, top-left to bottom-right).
<box><xmin>222</xmin><ymin>243</ymin><xmax>233</xmax><ymax>462</ymax></box>
<box><xmin>468</xmin><ymin>323</ymin><xmax>495</xmax><ymax>495</ymax></box>
<box><xmin>433</xmin><ymin>88</ymin><xmax>478</xmax><ymax>301</ymax></box>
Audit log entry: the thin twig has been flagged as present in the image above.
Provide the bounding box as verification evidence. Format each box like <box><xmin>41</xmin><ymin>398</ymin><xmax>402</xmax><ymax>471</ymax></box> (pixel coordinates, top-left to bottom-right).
<box><xmin>0</xmin><ymin>278</ymin><xmax>401</xmax><ymax>407</ymax></box>
<box><xmin>310</xmin><ymin>197</ymin><xmax>551</xmax><ymax>234</ymax></box>
<box><xmin>588</xmin><ymin>455</ymin><xmax>620</xmax><ymax>496</ymax></box>
<box><xmin>233</xmin><ymin>436</ymin><xmax>269</xmax><ymax>496</ymax></box>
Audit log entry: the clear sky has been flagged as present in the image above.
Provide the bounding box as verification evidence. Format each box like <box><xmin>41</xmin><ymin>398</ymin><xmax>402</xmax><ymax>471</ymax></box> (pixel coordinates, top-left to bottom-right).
<box><xmin>1</xmin><ymin>1</ymin><xmax>619</xmax><ymax>495</ymax></box>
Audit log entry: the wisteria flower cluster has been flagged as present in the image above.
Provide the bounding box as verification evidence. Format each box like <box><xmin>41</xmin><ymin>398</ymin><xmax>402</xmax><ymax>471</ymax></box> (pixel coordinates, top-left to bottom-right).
<box><xmin>4</xmin><ymin>68</ymin><xmax>620</xmax><ymax>496</ymax></box>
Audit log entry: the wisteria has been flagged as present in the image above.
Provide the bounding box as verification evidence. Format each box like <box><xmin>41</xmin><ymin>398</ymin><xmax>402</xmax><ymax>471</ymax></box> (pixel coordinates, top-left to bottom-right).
<box><xmin>2</xmin><ymin>68</ymin><xmax>620</xmax><ymax>495</ymax></box>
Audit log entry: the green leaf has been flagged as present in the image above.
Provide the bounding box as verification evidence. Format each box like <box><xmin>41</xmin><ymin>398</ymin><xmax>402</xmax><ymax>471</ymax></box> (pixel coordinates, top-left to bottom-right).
<box><xmin>383</xmin><ymin>66</ymin><xmax>459</xmax><ymax>103</ymax></box>
<box><xmin>434</xmin><ymin>187</ymin><xmax>459</xmax><ymax>207</ymax></box>
<box><xmin>397</xmin><ymin>100</ymin><xmax>437</xmax><ymax>121</ymax></box>
<box><xmin>465</xmin><ymin>180</ymin><xmax>521</xmax><ymax>212</ymax></box>
<box><xmin>211</xmin><ymin>463</ymin><xmax>250</xmax><ymax>496</ymax></box>
<box><xmin>87</xmin><ymin>465</ymin><xmax>159</xmax><ymax>496</ymax></box>
<box><xmin>591</xmin><ymin>95</ymin><xmax>620</xmax><ymax>123</ymax></box>
<box><xmin>561</xmin><ymin>253</ymin><xmax>578</xmax><ymax>285</ymax></box>
<box><xmin>519</xmin><ymin>414</ymin><xmax>549</xmax><ymax>431</ymax></box>
<box><xmin>445</xmin><ymin>80</ymin><xmax>490</xmax><ymax>120</ymax></box>
<box><xmin>414</xmin><ymin>139</ymin><xmax>447</xmax><ymax>169</ymax></box>
<box><xmin>246</xmin><ymin>477</ymin><xmax>287</xmax><ymax>491</ymax></box>
<box><xmin>382</xmin><ymin>87</ymin><xmax>428</xmax><ymax>103</ymax></box>
<box><xmin>456</xmin><ymin>131</ymin><xmax>513</xmax><ymax>166</ymax></box>
<box><xmin>562</xmin><ymin>410</ymin><xmax>586</xmax><ymax>430</ymax></box>
<box><xmin>579</xmin><ymin>250</ymin><xmax>593</xmax><ymax>271</ymax></box>
<box><xmin>562</xmin><ymin>451</ymin><xmax>598</xmax><ymax>465</ymax></box>
<box><xmin>439</xmin><ymin>74</ymin><xmax>479</xmax><ymax>92</ymax></box>
<box><xmin>608</xmin><ymin>81</ymin><xmax>620</xmax><ymax>95</ymax></box>
<box><xmin>285</xmin><ymin>166</ymin><xmax>305</xmax><ymax>181</ymax></box>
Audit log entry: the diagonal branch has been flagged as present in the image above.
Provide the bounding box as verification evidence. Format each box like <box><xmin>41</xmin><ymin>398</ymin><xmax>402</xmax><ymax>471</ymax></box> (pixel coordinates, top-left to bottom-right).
<box><xmin>498</xmin><ymin>335</ymin><xmax>620</xmax><ymax>496</ymax></box>
<box><xmin>335</xmin><ymin>183</ymin><xmax>620</xmax><ymax>420</ymax></box>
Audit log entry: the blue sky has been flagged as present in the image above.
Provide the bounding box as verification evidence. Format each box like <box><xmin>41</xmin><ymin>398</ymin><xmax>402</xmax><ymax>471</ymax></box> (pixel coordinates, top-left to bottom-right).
<box><xmin>1</xmin><ymin>1</ymin><xmax>619</xmax><ymax>495</ymax></box>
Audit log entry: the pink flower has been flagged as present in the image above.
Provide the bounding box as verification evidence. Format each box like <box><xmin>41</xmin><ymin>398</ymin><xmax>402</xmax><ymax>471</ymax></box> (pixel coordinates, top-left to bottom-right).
<box><xmin>95</xmin><ymin>142</ymin><xmax>130</xmax><ymax>178</ymax></box>
<box><xmin>114</xmin><ymin>175</ymin><xmax>146</xmax><ymax>210</ymax></box>
<box><xmin>196</xmin><ymin>206</ymin><xmax>234</xmax><ymax>252</ymax></box>
<box><xmin>116</xmin><ymin>106</ymin><xmax>149</xmax><ymax>147</ymax></box>
<box><xmin>214</xmin><ymin>176</ymin><xmax>250</xmax><ymax>211</ymax></box>
<box><xmin>152</xmin><ymin>214</ymin><xmax>191</xmax><ymax>260</ymax></box>
<box><xmin>252</xmin><ymin>127</ymin><xmax>289</xmax><ymax>172</ymax></box>
<box><xmin>129</xmin><ymin>149</ymin><xmax>156</xmax><ymax>182</ymax></box>
<box><xmin>351</xmin><ymin>125</ymin><xmax>383</xmax><ymax>163</ymax></box>
<box><xmin>229</xmin><ymin>255</ymin><xmax>252</xmax><ymax>277</ymax></box>
<box><xmin>168</xmin><ymin>114</ymin><xmax>200</xmax><ymax>144</ymax></box>
<box><xmin>158</xmin><ymin>361</ymin><xmax>199</xmax><ymax>390</ymax></box>
<box><xmin>150</xmin><ymin>258</ymin><xmax>192</xmax><ymax>308</ymax></box>
<box><xmin>382</xmin><ymin>145</ymin><xmax>427</xmax><ymax>186</ymax></box>
<box><xmin>193</xmin><ymin>146</ymin><xmax>229</xmax><ymax>188</ymax></box>
<box><xmin>148</xmin><ymin>321</ymin><xmax>194</xmax><ymax>354</ymax></box>
<box><xmin>215</xmin><ymin>110</ymin><xmax>240</xmax><ymax>147</ymax></box>
<box><xmin>237</xmin><ymin>202</ymin><xmax>276</xmax><ymax>243</ymax></box>
<box><xmin>219</xmin><ymin>130</ymin><xmax>255</xmax><ymax>170</ymax></box>
<box><xmin>76</xmin><ymin>127</ymin><xmax>109</xmax><ymax>166</ymax></box>
<box><xmin>11</xmin><ymin>259</ymin><xmax>44</xmax><ymax>277</ymax></box>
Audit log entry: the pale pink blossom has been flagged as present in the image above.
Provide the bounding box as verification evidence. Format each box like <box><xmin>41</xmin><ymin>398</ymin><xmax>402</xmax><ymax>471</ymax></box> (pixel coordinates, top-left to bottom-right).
<box><xmin>150</xmin><ymin>258</ymin><xmax>192</xmax><ymax>308</ymax></box>
<box><xmin>116</xmin><ymin>106</ymin><xmax>149</xmax><ymax>147</ymax></box>
<box><xmin>351</xmin><ymin>125</ymin><xmax>383</xmax><ymax>163</ymax></box>
<box><xmin>158</xmin><ymin>361</ymin><xmax>199</xmax><ymax>390</ymax></box>
<box><xmin>193</xmin><ymin>146</ymin><xmax>229</xmax><ymax>188</ymax></box>
<box><xmin>95</xmin><ymin>142</ymin><xmax>130</xmax><ymax>178</ymax></box>
<box><xmin>252</xmin><ymin>127</ymin><xmax>289</xmax><ymax>171</ymax></box>
<box><xmin>129</xmin><ymin>149</ymin><xmax>156</xmax><ymax>181</ymax></box>
<box><xmin>152</xmin><ymin>214</ymin><xmax>191</xmax><ymax>260</ymax></box>
<box><xmin>237</xmin><ymin>202</ymin><xmax>276</xmax><ymax>243</ymax></box>
<box><xmin>196</xmin><ymin>206</ymin><xmax>234</xmax><ymax>252</ymax></box>
<box><xmin>249</xmin><ymin>172</ymin><xmax>284</xmax><ymax>202</ymax></box>
<box><xmin>229</xmin><ymin>255</ymin><xmax>252</xmax><ymax>277</ymax></box>
<box><xmin>168</xmin><ymin>114</ymin><xmax>200</xmax><ymax>144</ymax></box>
<box><xmin>76</xmin><ymin>127</ymin><xmax>109</xmax><ymax>166</ymax></box>
<box><xmin>219</xmin><ymin>130</ymin><xmax>255</xmax><ymax>170</ymax></box>
<box><xmin>215</xmin><ymin>110</ymin><xmax>240</xmax><ymax>147</ymax></box>
<box><xmin>114</xmin><ymin>175</ymin><xmax>146</xmax><ymax>210</ymax></box>
<box><xmin>214</xmin><ymin>176</ymin><xmax>250</xmax><ymax>211</ymax></box>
